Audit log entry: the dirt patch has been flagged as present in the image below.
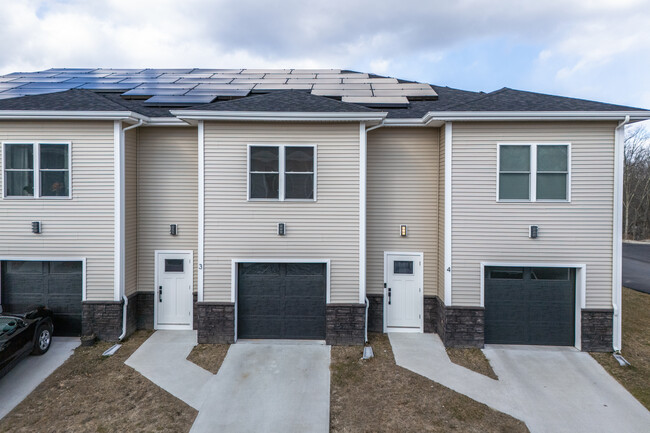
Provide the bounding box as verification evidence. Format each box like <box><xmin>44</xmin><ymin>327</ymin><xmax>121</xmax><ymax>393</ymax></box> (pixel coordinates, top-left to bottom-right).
<box><xmin>591</xmin><ymin>287</ymin><xmax>650</xmax><ymax>410</ymax></box>
<box><xmin>186</xmin><ymin>344</ymin><xmax>230</xmax><ymax>374</ymax></box>
<box><xmin>0</xmin><ymin>330</ymin><xmax>197</xmax><ymax>433</ymax></box>
<box><xmin>330</xmin><ymin>333</ymin><xmax>528</xmax><ymax>433</ymax></box>
<box><xmin>446</xmin><ymin>348</ymin><xmax>498</xmax><ymax>380</ymax></box>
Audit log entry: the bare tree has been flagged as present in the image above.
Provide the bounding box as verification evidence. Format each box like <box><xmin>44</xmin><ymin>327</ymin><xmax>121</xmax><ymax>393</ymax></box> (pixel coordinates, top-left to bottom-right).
<box><xmin>623</xmin><ymin>125</ymin><xmax>650</xmax><ymax>240</ymax></box>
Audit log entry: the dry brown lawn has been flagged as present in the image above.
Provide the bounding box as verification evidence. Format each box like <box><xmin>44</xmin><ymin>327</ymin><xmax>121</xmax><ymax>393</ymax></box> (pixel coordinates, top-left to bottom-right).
<box><xmin>591</xmin><ymin>287</ymin><xmax>650</xmax><ymax>410</ymax></box>
<box><xmin>446</xmin><ymin>347</ymin><xmax>498</xmax><ymax>380</ymax></box>
<box><xmin>0</xmin><ymin>330</ymin><xmax>197</xmax><ymax>433</ymax></box>
<box><xmin>330</xmin><ymin>333</ymin><xmax>528</xmax><ymax>433</ymax></box>
<box><xmin>186</xmin><ymin>343</ymin><xmax>230</xmax><ymax>374</ymax></box>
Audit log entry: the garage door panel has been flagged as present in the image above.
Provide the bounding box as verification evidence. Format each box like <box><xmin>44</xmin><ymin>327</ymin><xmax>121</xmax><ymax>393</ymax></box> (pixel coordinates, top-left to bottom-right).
<box><xmin>237</xmin><ymin>262</ymin><xmax>326</xmax><ymax>340</ymax></box>
<box><xmin>485</xmin><ymin>267</ymin><xmax>575</xmax><ymax>346</ymax></box>
<box><xmin>283</xmin><ymin>317</ymin><xmax>325</xmax><ymax>339</ymax></box>
<box><xmin>1</xmin><ymin>261</ymin><xmax>82</xmax><ymax>336</ymax></box>
<box><xmin>238</xmin><ymin>317</ymin><xmax>283</xmax><ymax>338</ymax></box>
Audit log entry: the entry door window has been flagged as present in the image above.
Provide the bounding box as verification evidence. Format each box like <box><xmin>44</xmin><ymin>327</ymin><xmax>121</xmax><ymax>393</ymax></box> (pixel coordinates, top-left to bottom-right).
<box><xmin>386</xmin><ymin>254</ymin><xmax>422</xmax><ymax>330</ymax></box>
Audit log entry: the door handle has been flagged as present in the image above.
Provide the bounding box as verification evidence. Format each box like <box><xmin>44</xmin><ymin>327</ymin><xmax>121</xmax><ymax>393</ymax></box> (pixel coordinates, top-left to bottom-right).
<box><xmin>159</xmin><ymin>286</ymin><xmax>163</xmax><ymax>302</ymax></box>
<box><xmin>388</xmin><ymin>287</ymin><xmax>391</xmax><ymax>305</ymax></box>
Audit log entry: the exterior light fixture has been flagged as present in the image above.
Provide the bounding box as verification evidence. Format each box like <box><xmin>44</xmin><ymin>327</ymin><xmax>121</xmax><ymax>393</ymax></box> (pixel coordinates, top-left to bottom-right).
<box><xmin>400</xmin><ymin>224</ymin><xmax>407</xmax><ymax>237</ymax></box>
<box><xmin>32</xmin><ymin>221</ymin><xmax>41</xmax><ymax>234</ymax></box>
<box><xmin>278</xmin><ymin>223</ymin><xmax>286</xmax><ymax>236</ymax></box>
<box><xmin>170</xmin><ymin>224</ymin><xmax>178</xmax><ymax>236</ymax></box>
<box><xmin>529</xmin><ymin>225</ymin><xmax>538</xmax><ymax>239</ymax></box>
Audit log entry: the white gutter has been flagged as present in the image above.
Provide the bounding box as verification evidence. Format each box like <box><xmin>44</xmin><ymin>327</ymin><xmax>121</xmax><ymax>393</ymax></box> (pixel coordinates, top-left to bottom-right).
<box><xmin>612</xmin><ymin>115</ymin><xmax>630</xmax><ymax>352</ymax></box>
<box><xmin>422</xmin><ymin>111</ymin><xmax>650</xmax><ymax>123</ymax></box>
<box><xmin>118</xmin><ymin>119</ymin><xmax>144</xmax><ymax>341</ymax></box>
<box><xmin>0</xmin><ymin>110</ymin><xmax>146</xmax><ymax>122</ymax></box>
<box><xmin>171</xmin><ymin>110</ymin><xmax>386</xmax><ymax>123</ymax></box>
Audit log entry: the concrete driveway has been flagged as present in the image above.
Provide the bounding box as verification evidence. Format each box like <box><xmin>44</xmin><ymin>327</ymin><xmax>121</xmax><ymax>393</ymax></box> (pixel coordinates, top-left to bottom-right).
<box><xmin>390</xmin><ymin>333</ymin><xmax>650</xmax><ymax>433</ymax></box>
<box><xmin>0</xmin><ymin>337</ymin><xmax>79</xmax><ymax>419</ymax></box>
<box><xmin>127</xmin><ymin>332</ymin><xmax>330</xmax><ymax>433</ymax></box>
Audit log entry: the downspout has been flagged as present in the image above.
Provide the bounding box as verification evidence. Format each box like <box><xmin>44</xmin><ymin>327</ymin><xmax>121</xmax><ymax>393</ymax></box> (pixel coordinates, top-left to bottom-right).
<box><xmin>362</xmin><ymin>121</ymin><xmax>385</xmax><ymax>343</ymax></box>
<box><xmin>118</xmin><ymin>119</ymin><xmax>144</xmax><ymax>341</ymax></box>
<box><xmin>612</xmin><ymin>115</ymin><xmax>630</xmax><ymax>352</ymax></box>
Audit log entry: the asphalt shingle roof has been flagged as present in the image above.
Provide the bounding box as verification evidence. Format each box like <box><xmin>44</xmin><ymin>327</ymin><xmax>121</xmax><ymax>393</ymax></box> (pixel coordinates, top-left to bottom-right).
<box><xmin>0</xmin><ymin>89</ymin><xmax>129</xmax><ymax>111</ymax></box>
<box><xmin>445</xmin><ymin>87</ymin><xmax>646</xmax><ymax>112</ymax></box>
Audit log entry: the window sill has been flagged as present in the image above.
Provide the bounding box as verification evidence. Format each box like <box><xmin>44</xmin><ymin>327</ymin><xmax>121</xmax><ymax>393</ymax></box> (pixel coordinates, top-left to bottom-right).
<box><xmin>3</xmin><ymin>196</ymin><xmax>72</xmax><ymax>200</ymax></box>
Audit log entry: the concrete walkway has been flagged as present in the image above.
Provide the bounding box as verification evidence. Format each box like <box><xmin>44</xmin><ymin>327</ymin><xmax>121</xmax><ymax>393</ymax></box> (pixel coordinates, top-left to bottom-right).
<box><xmin>124</xmin><ymin>330</ymin><xmax>213</xmax><ymax>410</ymax></box>
<box><xmin>0</xmin><ymin>337</ymin><xmax>80</xmax><ymax>419</ymax></box>
<box><xmin>126</xmin><ymin>332</ymin><xmax>330</xmax><ymax>433</ymax></box>
<box><xmin>389</xmin><ymin>333</ymin><xmax>650</xmax><ymax>433</ymax></box>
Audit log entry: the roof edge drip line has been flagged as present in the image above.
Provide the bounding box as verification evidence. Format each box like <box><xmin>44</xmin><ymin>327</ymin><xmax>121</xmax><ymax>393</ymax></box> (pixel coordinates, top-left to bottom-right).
<box><xmin>0</xmin><ymin>110</ymin><xmax>149</xmax><ymax>123</ymax></box>
<box><xmin>169</xmin><ymin>110</ymin><xmax>387</xmax><ymax>123</ymax></box>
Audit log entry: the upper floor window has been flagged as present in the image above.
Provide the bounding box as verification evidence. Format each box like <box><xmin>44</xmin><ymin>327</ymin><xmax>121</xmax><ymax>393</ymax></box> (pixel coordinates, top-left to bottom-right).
<box><xmin>248</xmin><ymin>145</ymin><xmax>315</xmax><ymax>201</ymax></box>
<box><xmin>3</xmin><ymin>142</ymin><xmax>70</xmax><ymax>199</ymax></box>
<box><xmin>498</xmin><ymin>143</ymin><xmax>569</xmax><ymax>202</ymax></box>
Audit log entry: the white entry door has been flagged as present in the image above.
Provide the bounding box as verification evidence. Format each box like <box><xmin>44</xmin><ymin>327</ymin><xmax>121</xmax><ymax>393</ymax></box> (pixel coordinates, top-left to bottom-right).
<box><xmin>155</xmin><ymin>251</ymin><xmax>193</xmax><ymax>330</ymax></box>
<box><xmin>385</xmin><ymin>253</ymin><xmax>423</xmax><ymax>331</ymax></box>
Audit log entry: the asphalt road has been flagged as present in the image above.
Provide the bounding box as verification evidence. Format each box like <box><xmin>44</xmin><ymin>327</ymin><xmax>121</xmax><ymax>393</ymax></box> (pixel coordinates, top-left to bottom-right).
<box><xmin>623</xmin><ymin>242</ymin><xmax>650</xmax><ymax>294</ymax></box>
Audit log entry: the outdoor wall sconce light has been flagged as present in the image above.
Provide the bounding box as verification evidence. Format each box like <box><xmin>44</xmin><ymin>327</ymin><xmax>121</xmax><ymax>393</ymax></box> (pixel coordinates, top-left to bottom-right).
<box><xmin>278</xmin><ymin>223</ymin><xmax>286</xmax><ymax>236</ymax></box>
<box><xmin>32</xmin><ymin>221</ymin><xmax>41</xmax><ymax>234</ymax></box>
<box><xmin>400</xmin><ymin>224</ymin><xmax>407</xmax><ymax>237</ymax></box>
<box><xmin>170</xmin><ymin>224</ymin><xmax>178</xmax><ymax>236</ymax></box>
<box><xmin>529</xmin><ymin>225</ymin><xmax>538</xmax><ymax>239</ymax></box>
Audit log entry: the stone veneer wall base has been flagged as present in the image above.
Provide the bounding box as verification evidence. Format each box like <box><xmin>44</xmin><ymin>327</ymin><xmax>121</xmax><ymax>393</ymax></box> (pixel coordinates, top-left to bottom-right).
<box><xmin>581</xmin><ymin>309</ymin><xmax>613</xmax><ymax>352</ymax></box>
<box><xmin>366</xmin><ymin>294</ymin><xmax>383</xmax><ymax>333</ymax></box>
<box><xmin>326</xmin><ymin>303</ymin><xmax>365</xmax><ymax>345</ymax></box>
<box><xmin>82</xmin><ymin>301</ymin><xmax>123</xmax><ymax>342</ymax></box>
<box><xmin>196</xmin><ymin>302</ymin><xmax>235</xmax><ymax>344</ymax></box>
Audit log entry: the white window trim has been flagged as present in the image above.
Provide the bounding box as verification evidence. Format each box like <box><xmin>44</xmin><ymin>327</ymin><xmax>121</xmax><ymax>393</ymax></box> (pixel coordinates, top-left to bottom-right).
<box><xmin>496</xmin><ymin>143</ymin><xmax>571</xmax><ymax>203</ymax></box>
<box><xmin>2</xmin><ymin>141</ymin><xmax>72</xmax><ymax>200</ymax></box>
<box><xmin>247</xmin><ymin>144</ymin><xmax>317</xmax><ymax>202</ymax></box>
<box><xmin>480</xmin><ymin>262</ymin><xmax>586</xmax><ymax>350</ymax></box>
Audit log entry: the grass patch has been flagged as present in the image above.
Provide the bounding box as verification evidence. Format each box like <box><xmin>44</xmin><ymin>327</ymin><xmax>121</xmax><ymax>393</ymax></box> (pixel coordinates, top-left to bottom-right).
<box><xmin>186</xmin><ymin>343</ymin><xmax>230</xmax><ymax>375</ymax></box>
<box><xmin>591</xmin><ymin>287</ymin><xmax>650</xmax><ymax>410</ymax></box>
<box><xmin>330</xmin><ymin>333</ymin><xmax>528</xmax><ymax>433</ymax></box>
<box><xmin>446</xmin><ymin>348</ymin><xmax>498</xmax><ymax>380</ymax></box>
<box><xmin>0</xmin><ymin>330</ymin><xmax>197</xmax><ymax>433</ymax></box>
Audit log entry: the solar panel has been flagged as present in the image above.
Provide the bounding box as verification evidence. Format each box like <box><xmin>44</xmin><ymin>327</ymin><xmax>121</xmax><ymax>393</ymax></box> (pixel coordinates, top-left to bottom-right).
<box><xmin>0</xmin><ymin>68</ymin><xmax>439</xmax><ymax>107</ymax></box>
<box><xmin>312</xmin><ymin>89</ymin><xmax>373</xmax><ymax>97</ymax></box>
<box><xmin>252</xmin><ymin>83</ymin><xmax>313</xmax><ymax>91</ymax></box>
<box><xmin>342</xmin><ymin>96</ymin><xmax>409</xmax><ymax>105</ymax></box>
<box><xmin>143</xmin><ymin>94</ymin><xmax>218</xmax><ymax>106</ymax></box>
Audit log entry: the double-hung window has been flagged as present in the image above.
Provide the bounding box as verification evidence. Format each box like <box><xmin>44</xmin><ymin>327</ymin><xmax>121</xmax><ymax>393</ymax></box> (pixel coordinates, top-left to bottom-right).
<box><xmin>498</xmin><ymin>143</ymin><xmax>569</xmax><ymax>202</ymax></box>
<box><xmin>248</xmin><ymin>145</ymin><xmax>316</xmax><ymax>200</ymax></box>
<box><xmin>3</xmin><ymin>142</ymin><xmax>71</xmax><ymax>198</ymax></box>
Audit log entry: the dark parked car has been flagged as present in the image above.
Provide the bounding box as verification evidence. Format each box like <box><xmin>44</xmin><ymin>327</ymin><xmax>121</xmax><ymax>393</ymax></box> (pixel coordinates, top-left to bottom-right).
<box><xmin>0</xmin><ymin>306</ymin><xmax>53</xmax><ymax>379</ymax></box>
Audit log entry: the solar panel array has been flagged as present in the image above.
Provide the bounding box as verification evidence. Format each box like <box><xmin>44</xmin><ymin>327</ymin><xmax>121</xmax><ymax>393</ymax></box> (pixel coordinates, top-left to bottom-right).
<box><xmin>0</xmin><ymin>68</ymin><xmax>437</xmax><ymax>107</ymax></box>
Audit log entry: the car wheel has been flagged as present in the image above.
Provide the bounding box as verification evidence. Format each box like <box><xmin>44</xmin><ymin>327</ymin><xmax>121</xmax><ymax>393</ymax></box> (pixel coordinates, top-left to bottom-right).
<box><xmin>32</xmin><ymin>325</ymin><xmax>52</xmax><ymax>355</ymax></box>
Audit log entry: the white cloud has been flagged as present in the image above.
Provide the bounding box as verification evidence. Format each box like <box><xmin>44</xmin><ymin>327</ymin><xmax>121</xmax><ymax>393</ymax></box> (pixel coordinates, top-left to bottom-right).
<box><xmin>0</xmin><ymin>0</ymin><xmax>649</xmax><ymax>107</ymax></box>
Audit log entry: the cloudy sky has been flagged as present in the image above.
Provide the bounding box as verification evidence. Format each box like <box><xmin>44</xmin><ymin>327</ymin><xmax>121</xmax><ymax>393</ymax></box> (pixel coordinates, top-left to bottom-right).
<box><xmin>1</xmin><ymin>0</ymin><xmax>649</xmax><ymax>110</ymax></box>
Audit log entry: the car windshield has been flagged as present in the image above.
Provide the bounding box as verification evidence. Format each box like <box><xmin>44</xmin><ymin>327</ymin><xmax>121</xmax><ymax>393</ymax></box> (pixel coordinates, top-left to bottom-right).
<box><xmin>0</xmin><ymin>316</ymin><xmax>20</xmax><ymax>336</ymax></box>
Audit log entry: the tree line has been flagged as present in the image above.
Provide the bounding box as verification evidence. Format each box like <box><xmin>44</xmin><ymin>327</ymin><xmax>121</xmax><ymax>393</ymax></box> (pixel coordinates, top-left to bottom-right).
<box><xmin>624</xmin><ymin>125</ymin><xmax>650</xmax><ymax>240</ymax></box>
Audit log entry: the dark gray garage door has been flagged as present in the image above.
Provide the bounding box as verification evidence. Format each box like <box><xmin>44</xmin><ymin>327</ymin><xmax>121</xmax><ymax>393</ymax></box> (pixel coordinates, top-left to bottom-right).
<box><xmin>237</xmin><ymin>263</ymin><xmax>326</xmax><ymax>339</ymax></box>
<box><xmin>485</xmin><ymin>266</ymin><xmax>575</xmax><ymax>346</ymax></box>
<box><xmin>1</xmin><ymin>261</ymin><xmax>82</xmax><ymax>336</ymax></box>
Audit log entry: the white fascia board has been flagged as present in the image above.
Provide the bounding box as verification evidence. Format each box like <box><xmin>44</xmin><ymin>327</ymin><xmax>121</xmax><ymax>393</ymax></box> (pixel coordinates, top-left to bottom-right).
<box><xmin>0</xmin><ymin>110</ymin><xmax>147</xmax><ymax>122</ymax></box>
<box><xmin>424</xmin><ymin>111</ymin><xmax>650</xmax><ymax>122</ymax></box>
<box><xmin>171</xmin><ymin>110</ymin><xmax>387</xmax><ymax>122</ymax></box>
<box><xmin>145</xmin><ymin>117</ymin><xmax>191</xmax><ymax>126</ymax></box>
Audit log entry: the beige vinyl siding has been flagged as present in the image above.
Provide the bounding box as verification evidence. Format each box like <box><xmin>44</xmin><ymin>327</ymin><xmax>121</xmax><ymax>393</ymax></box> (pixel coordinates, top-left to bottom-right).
<box><xmin>366</xmin><ymin>127</ymin><xmax>439</xmax><ymax>296</ymax></box>
<box><xmin>124</xmin><ymin>128</ymin><xmax>137</xmax><ymax>296</ymax></box>
<box><xmin>137</xmin><ymin>127</ymin><xmax>198</xmax><ymax>292</ymax></box>
<box><xmin>438</xmin><ymin>125</ymin><xmax>445</xmax><ymax>301</ymax></box>
<box><xmin>203</xmin><ymin>122</ymin><xmax>360</xmax><ymax>303</ymax></box>
<box><xmin>0</xmin><ymin>120</ymin><xmax>115</xmax><ymax>301</ymax></box>
<box><xmin>451</xmin><ymin>121</ymin><xmax>616</xmax><ymax>308</ymax></box>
